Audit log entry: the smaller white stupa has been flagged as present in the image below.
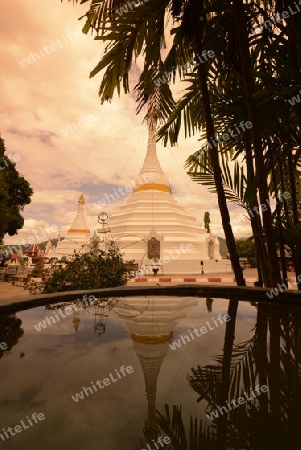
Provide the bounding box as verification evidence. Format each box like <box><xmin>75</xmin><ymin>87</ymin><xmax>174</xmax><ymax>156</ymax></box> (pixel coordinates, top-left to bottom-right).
<box><xmin>46</xmin><ymin>194</ymin><xmax>91</xmax><ymax>257</ymax></box>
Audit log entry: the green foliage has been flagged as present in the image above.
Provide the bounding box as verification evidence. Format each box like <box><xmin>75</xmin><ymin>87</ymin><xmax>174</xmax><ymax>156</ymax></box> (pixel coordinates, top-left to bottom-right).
<box><xmin>43</xmin><ymin>248</ymin><xmax>132</xmax><ymax>293</ymax></box>
<box><xmin>206</xmin><ymin>297</ymin><xmax>213</xmax><ymax>312</ymax></box>
<box><xmin>280</xmin><ymin>217</ymin><xmax>301</xmax><ymax>259</ymax></box>
<box><xmin>22</xmin><ymin>279</ymin><xmax>44</xmax><ymax>295</ymax></box>
<box><xmin>156</xmin><ymin>404</ymin><xmax>216</xmax><ymax>449</ymax></box>
<box><xmin>186</xmin><ymin>150</ymin><xmax>253</xmax><ymax>209</ymax></box>
<box><xmin>0</xmin><ymin>314</ymin><xmax>24</xmax><ymax>359</ymax></box>
<box><xmin>236</xmin><ymin>237</ymin><xmax>256</xmax><ymax>259</ymax></box>
<box><xmin>0</xmin><ymin>135</ymin><xmax>33</xmax><ymax>243</ymax></box>
<box><xmin>218</xmin><ymin>237</ymin><xmax>228</xmax><ymax>258</ymax></box>
<box><xmin>203</xmin><ymin>211</ymin><xmax>210</xmax><ymax>233</ymax></box>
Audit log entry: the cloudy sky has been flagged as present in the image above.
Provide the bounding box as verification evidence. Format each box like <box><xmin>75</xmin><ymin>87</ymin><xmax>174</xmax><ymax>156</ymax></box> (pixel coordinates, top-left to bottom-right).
<box><xmin>1</xmin><ymin>0</ymin><xmax>251</xmax><ymax>246</ymax></box>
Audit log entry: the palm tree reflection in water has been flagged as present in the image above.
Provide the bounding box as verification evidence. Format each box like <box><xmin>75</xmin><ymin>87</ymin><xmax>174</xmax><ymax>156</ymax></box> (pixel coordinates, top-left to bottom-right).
<box><xmin>156</xmin><ymin>301</ymin><xmax>301</xmax><ymax>449</ymax></box>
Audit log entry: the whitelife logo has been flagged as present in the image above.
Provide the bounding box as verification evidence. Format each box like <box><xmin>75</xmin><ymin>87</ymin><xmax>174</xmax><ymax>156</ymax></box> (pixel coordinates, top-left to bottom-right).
<box><xmin>0</xmin><ymin>342</ymin><xmax>8</xmax><ymax>351</ymax></box>
<box><xmin>206</xmin><ymin>385</ymin><xmax>268</xmax><ymax>421</ymax></box>
<box><xmin>141</xmin><ymin>436</ymin><xmax>171</xmax><ymax>450</ymax></box>
<box><xmin>0</xmin><ymin>153</ymin><xmax>21</xmax><ymax>170</ymax></box>
<box><xmin>266</xmin><ymin>275</ymin><xmax>301</xmax><ymax>299</ymax></box>
<box><xmin>251</xmin><ymin>2</ymin><xmax>301</xmax><ymax>34</ymax></box>
<box><xmin>230</xmin><ymin>191</ymin><xmax>290</xmax><ymax>228</ymax></box>
<box><xmin>287</xmin><ymin>89</ymin><xmax>301</xmax><ymax>106</ymax></box>
<box><xmin>71</xmin><ymin>365</ymin><xmax>134</xmax><ymax>402</ymax></box>
<box><xmin>56</xmin><ymin>102</ymin><xmax>118</xmax><ymax>138</ymax></box>
<box><xmin>193</xmin><ymin>121</ymin><xmax>253</xmax><ymax>158</ymax></box>
<box><xmin>136</xmin><ymin>243</ymin><xmax>194</xmax><ymax>277</ymax></box>
<box><xmin>169</xmin><ymin>314</ymin><xmax>230</xmax><ymax>351</ymax></box>
<box><xmin>33</xmin><ymin>295</ymin><xmax>96</xmax><ymax>332</ymax></box>
<box><xmin>154</xmin><ymin>51</ymin><xmax>215</xmax><ymax>87</ymax></box>
<box><xmin>116</xmin><ymin>0</ymin><xmax>149</xmax><ymax>16</ymax></box>
<box><xmin>18</xmin><ymin>31</ymin><xmax>81</xmax><ymax>68</ymax></box>
<box><xmin>6</xmin><ymin>224</ymin><xmax>58</xmax><ymax>255</ymax></box>
<box><xmin>94</xmin><ymin>172</ymin><xmax>155</xmax><ymax>207</ymax></box>
<box><xmin>0</xmin><ymin>412</ymin><xmax>45</xmax><ymax>443</ymax></box>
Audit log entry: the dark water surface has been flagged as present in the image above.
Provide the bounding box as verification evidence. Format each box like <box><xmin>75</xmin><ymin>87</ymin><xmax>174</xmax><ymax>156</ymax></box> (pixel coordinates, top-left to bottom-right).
<box><xmin>0</xmin><ymin>296</ymin><xmax>300</xmax><ymax>449</ymax></box>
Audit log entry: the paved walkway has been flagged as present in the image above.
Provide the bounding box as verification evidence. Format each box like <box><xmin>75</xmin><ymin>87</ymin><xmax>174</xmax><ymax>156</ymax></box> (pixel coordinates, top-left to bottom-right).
<box><xmin>0</xmin><ymin>283</ymin><xmax>29</xmax><ymax>307</ymax></box>
<box><xmin>0</xmin><ymin>283</ymin><xmax>28</xmax><ymax>298</ymax></box>
<box><xmin>128</xmin><ymin>268</ymin><xmax>298</xmax><ymax>285</ymax></box>
<box><xmin>129</xmin><ymin>275</ymin><xmax>258</xmax><ymax>285</ymax></box>
<box><xmin>129</xmin><ymin>268</ymin><xmax>256</xmax><ymax>285</ymax></box>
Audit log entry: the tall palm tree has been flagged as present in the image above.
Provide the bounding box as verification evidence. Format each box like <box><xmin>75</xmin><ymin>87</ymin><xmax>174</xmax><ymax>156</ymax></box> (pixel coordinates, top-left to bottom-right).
<box><xmin>232</xmin><ymin>0</ymin><xmax>281</xmax><ymax>286</ymax></box>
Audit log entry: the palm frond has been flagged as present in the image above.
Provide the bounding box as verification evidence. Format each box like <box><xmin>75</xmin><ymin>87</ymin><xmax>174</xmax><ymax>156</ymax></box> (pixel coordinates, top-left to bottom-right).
<box><xmin>156</xmin><ymin>404</ymin><xmax>217</xmax><ymax>450</ymax></box>
<box><xmin>185</xmin><ymin>151</ymin><xmax>251</xmax><ymax>208</ymax></box>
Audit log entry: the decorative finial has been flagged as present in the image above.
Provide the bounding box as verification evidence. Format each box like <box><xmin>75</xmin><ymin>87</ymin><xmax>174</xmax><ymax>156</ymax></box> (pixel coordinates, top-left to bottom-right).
<box><xmin>78</xmin><ymin>193</ymin><xmax>85</xmax><ymax>204</ymax></box>
<box><xmin>145</xmin><ymin>104</ymin><xmax>157</xmax><ymax>133</ymax></box>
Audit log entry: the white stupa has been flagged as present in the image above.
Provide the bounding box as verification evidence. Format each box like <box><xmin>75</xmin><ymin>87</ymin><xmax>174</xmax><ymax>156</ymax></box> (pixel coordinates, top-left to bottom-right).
<box><xmin>106</xmin><ymin>110</ymin><xmax>230</xmax><ymax>275</ymax></box>
<box><xmin>46</xmin><ymin>193</ymin><xmax>91</xmax><ymax>257</ymax></box>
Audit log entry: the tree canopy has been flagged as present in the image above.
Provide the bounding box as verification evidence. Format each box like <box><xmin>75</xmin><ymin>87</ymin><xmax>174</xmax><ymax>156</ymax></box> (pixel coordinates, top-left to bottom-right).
<box><xmin>236</xmin><ymin>236</ymin><xmax>256</xmax><ymax>259</ymax></box>
<box><xmin>0</xmin><ymin>314</ymin><xmax>24</xmax><ymax>359</ymax></box>
<box><xmin>0</xmin><ymin>135</ymin><xmax>33</xmax><ymax>244</ymax></box>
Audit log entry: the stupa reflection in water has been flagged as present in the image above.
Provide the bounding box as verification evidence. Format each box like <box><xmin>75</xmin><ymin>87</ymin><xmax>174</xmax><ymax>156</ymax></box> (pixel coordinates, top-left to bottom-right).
<box><xmin>114</xmin><ymin>297</ymin><xmax>198</xmax><ymax>442</ymax></box>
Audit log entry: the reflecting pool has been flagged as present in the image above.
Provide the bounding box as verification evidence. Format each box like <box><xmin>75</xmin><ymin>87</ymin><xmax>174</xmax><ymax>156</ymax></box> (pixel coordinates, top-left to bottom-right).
<box><xmin>0</xmin><ymin>296</ymin><xmax>300</xmax><ymax>449</ymax></box>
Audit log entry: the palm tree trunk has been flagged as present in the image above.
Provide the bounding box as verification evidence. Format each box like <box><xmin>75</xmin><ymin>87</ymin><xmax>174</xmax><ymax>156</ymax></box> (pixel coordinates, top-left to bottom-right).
<box><xmin>191</xmin><ymin>0</ymin><xmax>245</xmax><ymax>286</ymax></box>
<box><xmin>281</xmin><ymin>2</ymin><xmax>301</xmax><ymax>287</ymax></box>
<box><xmin>250</xmin><ymin>216</ymin><xmax>271</xmax><ymax>285</ymax></box>
<box><xmin>287</xmin><ymin>151</ymin><xmax>301</xmax><ymax>289</ymax></box>
<box><xmin>268</xmin><ymin>307</ymin><xmax>283</xmax><ymax>447</ymax></box>
<box><xmin>256</xmin><ymin>305</ymin><xmax>269</xmax><ymax>410</ymax></box>
<box><xmin>288</xmin><ymin>151</ymin><xmax>299</xmax><ymax>224</ymax></box>
<box><xmin>271</xmin><ymin>163</ymin><xmax>288</xmax><ymax>286</ymax></box>
<box><xmin>233</xmin><ymin>0</ymin><xmax>281</xmax><ymax>287</ymax></box>
<box><xmin>215</xmin><ymin>299</ymin><xmax>239</xmax><ymax>448</ymax></box>
<box><xmin>245</xmin><ymin>144</ymin><xmax>272</xmax><ymax>286</ymax></box>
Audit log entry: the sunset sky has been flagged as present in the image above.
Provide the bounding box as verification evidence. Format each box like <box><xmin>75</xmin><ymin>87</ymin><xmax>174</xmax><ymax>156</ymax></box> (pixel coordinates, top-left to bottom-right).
<box><xmin>1</xmin><ymin>0</ymin><xmax>251</xmax><ymax>246</ymax></box>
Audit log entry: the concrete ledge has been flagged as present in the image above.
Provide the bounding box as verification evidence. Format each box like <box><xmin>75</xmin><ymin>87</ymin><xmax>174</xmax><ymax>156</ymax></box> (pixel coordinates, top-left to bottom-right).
<box><xmin>0</xmin><ymin>284</ymin><xmax>300</xmax><ymax>315</ymax></box>
<box><xmin>170</xmin><ymin>277</ymin><xmax>183</xmax><ymax>283</ymax></box>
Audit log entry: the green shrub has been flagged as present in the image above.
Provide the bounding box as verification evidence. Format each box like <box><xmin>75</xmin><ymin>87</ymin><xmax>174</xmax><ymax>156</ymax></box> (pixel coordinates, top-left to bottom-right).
<box><xmin>43</xmin><ymin>248</ymin><xmax>132</xmax><ymax>294</ymax></box>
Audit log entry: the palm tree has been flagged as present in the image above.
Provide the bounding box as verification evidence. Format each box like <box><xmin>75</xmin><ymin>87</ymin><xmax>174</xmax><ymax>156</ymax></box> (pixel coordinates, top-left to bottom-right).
<box><xmin>231</xmin><ymin>0</ymin><xmax>281</xmax><ymax>286</ymax></box>
<box><xmin>67</xmin><ymin>0</ymin><xmax>246</xmax><ymax>284</ymax></box>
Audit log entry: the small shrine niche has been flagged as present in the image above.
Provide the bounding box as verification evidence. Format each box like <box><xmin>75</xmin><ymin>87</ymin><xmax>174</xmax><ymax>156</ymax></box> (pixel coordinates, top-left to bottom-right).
<box><xmin>147</xmin><ymin>237</ymin><xmax>160</xmax><ymax>260</ymax></box>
